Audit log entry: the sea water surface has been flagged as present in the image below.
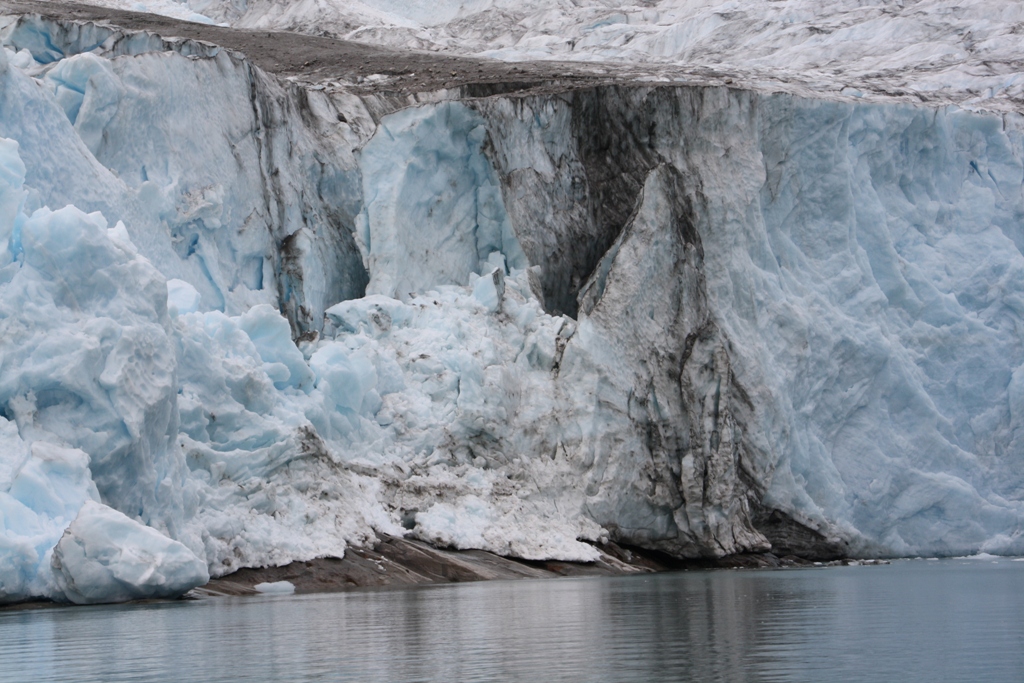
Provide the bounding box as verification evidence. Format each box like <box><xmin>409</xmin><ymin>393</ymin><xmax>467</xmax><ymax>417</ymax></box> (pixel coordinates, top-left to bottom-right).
<box><xmin>2</xmin><ymin>557</ymin><xmax>1023</xmax><ymax>682</ymax></box>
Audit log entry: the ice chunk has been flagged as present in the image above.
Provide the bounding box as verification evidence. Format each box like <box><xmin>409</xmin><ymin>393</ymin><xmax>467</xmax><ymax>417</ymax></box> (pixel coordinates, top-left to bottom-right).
<box><xmin>6</xmin><ymin>443</ymin><xmax>100</xmax><ymax>521</ymax></box>
<box><xmin>167</xmin><ymin>278</ymin><xmax>201</xmax><ymax>316</ymax></box>
<box><xmin>7</xmin><ymin>48</ymin><xmax>35</xmax><ymax>70</ymax></box>
<box><xmin>43</xmin><ymin>53</ymin><xmax>123</xmax><ymax>155</ymax></box>
<box><xmin>0</xmin><ymin>441</ymin><xmax>102</xmax><ymax>603</ymax></box>
<box><xmin>325</xmin><ymin>294</ymin><xmax>414</xmax><ymax>336</ymax></box>
<box><xmin>253</xmin><ymin>580</ymin><xmax>295</xmax><ymax>594</ymax></box>
<box><xmin>472</xmin><ymin>266</ymin><xmax>505</xmax><ymax>312</ymax></box>
<box><xmin>309</xmin><ymin>343</ymin><xmax>377</xmax><ymax>415</ymax></box>
<box><xmin>51</xmin><ymin>500</ymin><xmax>209</xmax><ymax>605</ymax></box>
<box><xmin>239</xmin><ymin>304</ymin><xmax>315</xmax><ymax>392</ymax></box>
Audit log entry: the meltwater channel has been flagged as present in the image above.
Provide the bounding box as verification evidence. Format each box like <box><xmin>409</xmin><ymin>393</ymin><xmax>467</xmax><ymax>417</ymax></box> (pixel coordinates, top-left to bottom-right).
<box><xmin>2</xmin><ymin>558</ymin><xmax>1023</xmax><ymax>682</ymax></box>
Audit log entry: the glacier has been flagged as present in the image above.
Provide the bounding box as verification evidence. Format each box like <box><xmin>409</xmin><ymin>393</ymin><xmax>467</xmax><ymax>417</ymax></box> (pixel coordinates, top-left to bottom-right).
<box><xmin>74</xmin><ymin>0</ymin><xmax>1024</xmax><ymax>109</ymax></box>
<box><xmin>0</xmin><ymin>4</ymin><xmax>1024</xmax><ymax>604</ymax></box>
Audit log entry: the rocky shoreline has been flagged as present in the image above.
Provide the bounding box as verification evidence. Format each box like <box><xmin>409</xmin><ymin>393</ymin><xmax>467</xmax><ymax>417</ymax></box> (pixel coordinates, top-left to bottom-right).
<box><xmin>182</xmin><ymin>493</ymin><xmax>870</xmax><ymax>597</ymax></box>
<box><xmin>1</xmin><ymin>535</ymin><xmax>884</xmax><ymax>610</ymax></box>
<box><xmin>192</xmin><ymin>536</ymin><xmax>881</xmax><ymax>597</ymax></box>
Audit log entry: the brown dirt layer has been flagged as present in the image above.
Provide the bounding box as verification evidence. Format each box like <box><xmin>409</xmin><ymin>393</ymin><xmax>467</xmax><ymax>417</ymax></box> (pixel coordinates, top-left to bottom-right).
<box><xmin>0</xmin><ymin>0</ymin><xmax>601</xmax><ymax>90</ymax></box>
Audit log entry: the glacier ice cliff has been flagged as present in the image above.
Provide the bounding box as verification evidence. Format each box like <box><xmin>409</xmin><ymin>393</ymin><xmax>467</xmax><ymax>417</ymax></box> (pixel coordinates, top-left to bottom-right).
<box><xmin>1</xmin><ymin>8</ymin><xmax>1024</xmax><ymax>603</ymax></box>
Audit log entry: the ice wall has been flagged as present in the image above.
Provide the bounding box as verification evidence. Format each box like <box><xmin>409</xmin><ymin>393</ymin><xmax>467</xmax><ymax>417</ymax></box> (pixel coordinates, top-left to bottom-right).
<box><xmin>1</xmin><ymin>14</ymin><xmax>371</xmax><ymax>333</ymax></box>
<box><xmin>478</xmin><ymin>87</ymin><xmax>1024</xmax><ymax>556</ymax></box>
<box><xmin>0</xmin><ymin>23</ymin><xmax>387</xmax><ymax>602</ymax></box>
<box><xmin>356</xmin><ymin>101</ymin><xmax>526</xmax><ymax>300</ymax></box>
<box><xmin>3</xmin><ymin>13</ymin><xmax>1024</xmax><ymax>604</ymax></box>
<box><xmin>0</xmin><ymin>29</ymin><xmax>603</xmax><ymax>604</ymax></box>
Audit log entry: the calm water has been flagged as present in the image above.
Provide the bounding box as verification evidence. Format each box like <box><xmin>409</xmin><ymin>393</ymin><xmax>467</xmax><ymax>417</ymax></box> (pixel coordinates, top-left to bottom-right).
<box><xmin>2</xmin><ymin>558</ymin><xmax>1023</xmax><ymax>682</ymax></box>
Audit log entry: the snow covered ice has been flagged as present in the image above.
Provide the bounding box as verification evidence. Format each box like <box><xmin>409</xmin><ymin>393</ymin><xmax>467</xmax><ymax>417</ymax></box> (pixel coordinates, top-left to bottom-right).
<box><xmin>2</xmin><ymin>3</ymin><xmax>1024</xmax><ymax>604</ymax></box>
<box><xmin>82</xmin><ymin>0</ymin><xmax>1024</xmax><ymax>109</ymax></box>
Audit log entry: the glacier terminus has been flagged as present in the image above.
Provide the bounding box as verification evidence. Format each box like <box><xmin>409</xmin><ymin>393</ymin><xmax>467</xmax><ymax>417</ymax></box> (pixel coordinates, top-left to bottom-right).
<box><xmin>1</xmin><ymin>0</ymin><xmax>1024</xmax><ymax>604</ymax></box>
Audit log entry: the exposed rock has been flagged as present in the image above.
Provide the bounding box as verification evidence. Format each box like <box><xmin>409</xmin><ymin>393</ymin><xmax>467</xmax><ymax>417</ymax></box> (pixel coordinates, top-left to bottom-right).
<box><xmin>191</xmin><ymin>535</ymin><xmax>660</xmax><ymax>597</ymax></box>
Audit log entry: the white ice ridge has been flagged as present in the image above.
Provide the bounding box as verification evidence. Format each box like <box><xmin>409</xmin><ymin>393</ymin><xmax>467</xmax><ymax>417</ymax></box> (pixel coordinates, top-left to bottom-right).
<box><xmin>69</xmin><ymin>0</ymin><xmax>1024</xmax><ymax>108</ymax></box>
<box><xmin>3</xmin><ymin>13</ymin><xmax>1024</xmax><ymax>605</ymax></box>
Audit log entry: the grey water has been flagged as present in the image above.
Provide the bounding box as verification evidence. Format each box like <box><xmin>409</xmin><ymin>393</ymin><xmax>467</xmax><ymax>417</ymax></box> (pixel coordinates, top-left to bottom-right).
<box><xmin>2</xmin><ymin>558</ymin><xmax>1023</xmax><ymax>683</ymax></box>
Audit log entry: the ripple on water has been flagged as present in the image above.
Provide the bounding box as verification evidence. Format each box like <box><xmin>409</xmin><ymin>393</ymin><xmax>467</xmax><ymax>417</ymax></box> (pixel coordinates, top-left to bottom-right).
<box><xmin>1</xmin><ymin>559</ymin><xmax>1023</xmax><ymax>683</ymax></box>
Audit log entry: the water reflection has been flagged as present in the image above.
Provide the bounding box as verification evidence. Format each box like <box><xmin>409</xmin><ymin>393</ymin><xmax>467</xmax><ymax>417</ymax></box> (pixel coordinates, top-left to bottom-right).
<box><xmin>2</xmin><ymin>559</ymin><xmax>1022</xmax><ymax>682</ymax></box>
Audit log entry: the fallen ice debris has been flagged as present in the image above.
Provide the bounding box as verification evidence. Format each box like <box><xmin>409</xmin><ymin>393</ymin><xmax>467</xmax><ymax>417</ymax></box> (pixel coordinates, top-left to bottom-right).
<box><xmin>51</xmin><ymin>501</ymin><xmax>210</xmax><ymax>605</ymax></box>
<box><xmin>0</xmin><ymin>442</ymin><xmax>101</xmax><ymax>603</ymax></box>
<box><xmin>253</xmin><ymin>580</ymin><xmax>295</xmax><ymax>594</ymax></box>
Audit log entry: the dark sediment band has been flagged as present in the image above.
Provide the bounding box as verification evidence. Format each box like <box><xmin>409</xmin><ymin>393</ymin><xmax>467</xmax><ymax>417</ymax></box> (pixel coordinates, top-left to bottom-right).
<box><xmin>191</xmin><ymin>535</ymin><xmax>875</xmax><ymax>598</ymax></box>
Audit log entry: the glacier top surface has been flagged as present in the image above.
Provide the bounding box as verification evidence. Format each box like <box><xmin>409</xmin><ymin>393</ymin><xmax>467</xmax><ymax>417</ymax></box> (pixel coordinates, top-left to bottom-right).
<box><xmin>16</xmin><ymin>0</ymin><xmax>1024</xmax><ymax>110</ymax></box>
